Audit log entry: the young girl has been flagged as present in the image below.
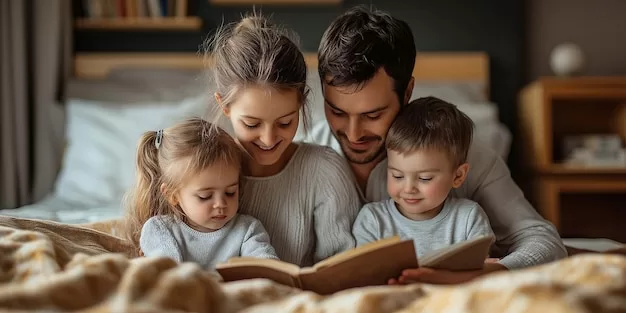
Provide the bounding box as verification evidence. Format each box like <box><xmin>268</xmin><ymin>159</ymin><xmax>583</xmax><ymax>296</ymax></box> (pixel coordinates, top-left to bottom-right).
<box><xmin>124</xmin><ymin>117</ymin><xmax>278</xmax><ymax>270</ymax></box>
<box><xmin>207</xmin><ymin>14</ymin><xmax>362</xmax><ymax>267</ymax></box>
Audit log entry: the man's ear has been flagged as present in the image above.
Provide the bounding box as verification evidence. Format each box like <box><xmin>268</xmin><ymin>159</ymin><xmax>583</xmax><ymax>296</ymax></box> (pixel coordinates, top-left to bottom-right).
<box><xmin>403</xmin><ymin>77</ymin><xmax>415</xmax><ymax>105</ymax></box>
<box><xmin>214</xmin><ymin>92</ymin><xmax>229</xmax><ymax>116</ymax></box>
<box><xmin>452</xmin><ymin>163</ymin><xmax>470</xmax><ymax>188</ymax></box>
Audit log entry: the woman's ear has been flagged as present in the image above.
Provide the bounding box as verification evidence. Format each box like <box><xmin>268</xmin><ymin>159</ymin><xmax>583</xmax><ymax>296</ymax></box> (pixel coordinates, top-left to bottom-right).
<box><xmin>452</xmin><ymin>163</ymin><xmax>470</xmax><ymax>188</ymax></box>
<box><xmin>214</xmin><ymin>92</ymin><xmax>229</xmax><ymax>116</ymax></box>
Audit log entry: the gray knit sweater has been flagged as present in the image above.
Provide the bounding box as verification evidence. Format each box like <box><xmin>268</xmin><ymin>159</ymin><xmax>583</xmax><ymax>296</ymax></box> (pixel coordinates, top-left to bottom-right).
<box><xmin>239</xmin><ymin>143</ymin><xmax>362</xmax><ymax>267</ymax></box>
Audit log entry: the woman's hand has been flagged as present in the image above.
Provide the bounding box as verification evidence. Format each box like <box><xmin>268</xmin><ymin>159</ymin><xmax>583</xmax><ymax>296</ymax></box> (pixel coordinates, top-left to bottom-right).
<box><xmin>388</xmin><ymin>260</ymin><xmax>507</xmax><ymax>285</ymax></box>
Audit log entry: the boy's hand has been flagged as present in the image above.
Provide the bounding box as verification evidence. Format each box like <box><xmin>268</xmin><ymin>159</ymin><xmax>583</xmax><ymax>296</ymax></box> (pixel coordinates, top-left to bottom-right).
<box><xmin>387</xmin><ymin>261</ymin><xmax>507</xmax><ymax>285</ymax></box>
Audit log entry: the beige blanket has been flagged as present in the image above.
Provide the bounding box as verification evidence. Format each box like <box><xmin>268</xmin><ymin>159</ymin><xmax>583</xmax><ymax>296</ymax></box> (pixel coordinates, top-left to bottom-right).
<box><xmin>1</xmin><ymin>216</ymin><xmax>626</xmax><ymax>313</ymax></box>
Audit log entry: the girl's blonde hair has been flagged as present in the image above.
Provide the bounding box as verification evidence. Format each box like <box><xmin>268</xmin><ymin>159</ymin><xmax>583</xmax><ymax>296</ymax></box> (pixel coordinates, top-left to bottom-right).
<box><xmin>204</xmin><ymin>13</ymin><xmax>310</xmax><ymax>131</ymax></box>
<box><xmin>123</xmin><ymin>117</ymin><xmax>242</xmax><ymax>249</ymax></box>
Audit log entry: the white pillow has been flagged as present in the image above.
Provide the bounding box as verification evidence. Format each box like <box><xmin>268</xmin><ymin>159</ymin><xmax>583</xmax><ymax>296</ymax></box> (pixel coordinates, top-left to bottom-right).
<box><xmin>54</xmin><ymin>95</ymin><xmax>209</xmax><ymax>207</ymax></box>
<box><xmin>411</xmin><ymin>81</ymin><xmax>487</xmax><ymax>103</ymax></box>
<box><xmin>117</xmin><ymin>96</ymin><xmax>209</xmax><ymax>193</ymax></box>
<box><xmin>53</xmin><ymin>100</ymin><xmax>127</xmax><ymax>206</ymax></box>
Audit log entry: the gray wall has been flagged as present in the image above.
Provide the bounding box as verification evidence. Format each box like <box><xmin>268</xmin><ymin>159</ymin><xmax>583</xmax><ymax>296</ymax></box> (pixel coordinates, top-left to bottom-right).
<box><xmin>527</xmin><ymin>0</ymin><xmax>626</xmax><ymax>80</ymax></box>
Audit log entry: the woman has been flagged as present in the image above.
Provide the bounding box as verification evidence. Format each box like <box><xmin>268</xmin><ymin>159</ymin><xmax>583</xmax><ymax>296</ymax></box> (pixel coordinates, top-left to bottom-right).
<box><xmin>208</xmin><ymin>15</ymin><xmax>361</xmax><ymax>267</ymax></box>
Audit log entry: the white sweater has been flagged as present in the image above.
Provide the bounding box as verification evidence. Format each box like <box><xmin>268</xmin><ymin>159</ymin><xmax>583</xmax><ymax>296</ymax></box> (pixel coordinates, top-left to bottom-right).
<box><xmin>299</xmin><ymin>121</ymin><xmax>568</xmax><ymax>269</ymax></box>
<box><xmin>238</xmin><ymin>143</ymin><xmax>362</xmax><ymax>267</ymax></box>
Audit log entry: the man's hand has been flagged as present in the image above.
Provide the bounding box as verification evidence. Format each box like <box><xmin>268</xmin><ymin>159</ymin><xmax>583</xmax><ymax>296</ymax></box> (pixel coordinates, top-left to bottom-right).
<box><xmin>388</xmin><ymin>261</ymin><xmax>508</xmax><ymax>285</ymax></box>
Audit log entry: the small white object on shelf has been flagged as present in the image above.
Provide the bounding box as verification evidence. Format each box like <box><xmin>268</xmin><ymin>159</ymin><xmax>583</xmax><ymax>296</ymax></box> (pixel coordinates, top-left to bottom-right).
<box><xmin>550</xmin><ymin>43</ymin><xmax>585</xmax><ymax>77</ymax></box>
<box><xmin>563</xmin><ymin>134</ymin><xmax>626</xmax><ymax>167</ymax></box>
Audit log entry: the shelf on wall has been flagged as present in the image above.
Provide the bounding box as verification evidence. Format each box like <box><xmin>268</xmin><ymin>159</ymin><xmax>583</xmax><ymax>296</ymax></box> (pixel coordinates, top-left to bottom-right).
<box><xmin>209</xmin><ymin>0</ymin><xmax>341</xmax><ymax>5</ymax></box>
<box><xmin>75</xmin><ymin>17</ymin><xmax>202</xmax><ymax>31</ymax></box>
<box><xmin>539</xmin><ymin>164</ymin><xmax>626</xmax><ymax>175</ymax></box>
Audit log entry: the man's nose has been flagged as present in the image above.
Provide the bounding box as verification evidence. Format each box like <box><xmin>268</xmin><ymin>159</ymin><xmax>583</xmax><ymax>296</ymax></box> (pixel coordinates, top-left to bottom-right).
<box><xmin>346</xmin><ymin>118</ymin><xmax>363</xmax><ymax>142</ymax></box>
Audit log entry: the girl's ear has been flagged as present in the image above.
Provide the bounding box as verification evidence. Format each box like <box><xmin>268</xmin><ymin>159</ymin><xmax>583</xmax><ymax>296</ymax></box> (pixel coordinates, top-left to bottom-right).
<box><xmin>452</xmin><ymin>163</ymin><xmax>470</xmax><ymax>188</ymax></box>
<box><xmin>160</xmin><ymin>183</ymin><xmax>179</xmax><ymax>206</ymax></box>
<box><xmin>214</xmin><ymin>92</ymin><xmax>229</xmax><ymax>116</ymax></box>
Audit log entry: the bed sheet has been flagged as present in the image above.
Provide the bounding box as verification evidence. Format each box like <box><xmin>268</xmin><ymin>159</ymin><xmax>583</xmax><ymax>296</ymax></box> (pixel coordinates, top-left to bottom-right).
<box><xmin>0</xmin><ymin>195</ymin><xmax>123</xmax><ymax>224</ymax></box>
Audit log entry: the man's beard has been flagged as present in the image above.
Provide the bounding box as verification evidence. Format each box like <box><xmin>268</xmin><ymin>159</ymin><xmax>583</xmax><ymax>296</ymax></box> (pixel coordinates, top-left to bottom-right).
<box><xmin>333</xmin><ymin>131</ymin><xmax>386</xmax><ymax>165</ymax></box>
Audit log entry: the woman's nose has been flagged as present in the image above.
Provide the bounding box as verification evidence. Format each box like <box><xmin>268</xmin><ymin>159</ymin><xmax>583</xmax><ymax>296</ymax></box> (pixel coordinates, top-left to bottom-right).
<box><xmin>259</xmin><ymin>126</ymin><xmax>277</xmax><ymax>146</ymax></box>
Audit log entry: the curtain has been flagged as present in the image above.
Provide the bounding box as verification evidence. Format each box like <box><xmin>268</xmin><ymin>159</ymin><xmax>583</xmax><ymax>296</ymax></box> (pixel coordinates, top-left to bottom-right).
<box><xmin>0</xmin><ymin>0</ymin><xmax>71</xmax><ymax>209</ymax></box>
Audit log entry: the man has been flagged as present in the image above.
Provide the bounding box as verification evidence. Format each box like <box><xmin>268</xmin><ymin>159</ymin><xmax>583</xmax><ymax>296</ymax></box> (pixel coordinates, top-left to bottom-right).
<box><xmin>310</xmin><ymin>6</ymin><xmax>567</xmax><ymax>284</ymax></box>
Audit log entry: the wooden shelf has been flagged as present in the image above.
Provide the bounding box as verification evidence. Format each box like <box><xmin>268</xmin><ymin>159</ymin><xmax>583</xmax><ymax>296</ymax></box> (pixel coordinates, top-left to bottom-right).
<box><xmin>519</xmin><ymin>77</ymin><xmax>626</xmax><ymax>237</ymax></box>
<box><xmin>519</xmin><ymin>77</ymin><xmax>626</xmax><ymax>169</ymax></box>
<box><xmin>540</xmin><ymin>164</ymin><xmax>626</xmax><ymax>175</ymax></box>
<box><xmin>75</xmin><ymin>17</ymin><xmax>202</xmax><ymax>31</ymax></box>
<box><xmin>209</xmin><ymin>0</ymin><xmax>341</xmax><ymax>5</ymax></box>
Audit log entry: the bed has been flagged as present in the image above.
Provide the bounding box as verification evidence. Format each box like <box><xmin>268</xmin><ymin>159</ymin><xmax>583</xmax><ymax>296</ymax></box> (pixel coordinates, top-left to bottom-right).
<box><xmin>0</xmin><ymin>215</ymin><xmax>625</xmax><ymax>312</ymax></box>
<box><xmin>1</xmin><ymin>51</ymin><xmax>511</xmax><ymax>224</ymax></box>
<box><xmin>0</xmin><ymin>52</ymin><xmax>625</xmax><ymax>313</ymax></box>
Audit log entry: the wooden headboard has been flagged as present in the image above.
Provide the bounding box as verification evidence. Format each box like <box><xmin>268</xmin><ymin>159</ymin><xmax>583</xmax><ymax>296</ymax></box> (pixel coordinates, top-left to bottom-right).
<box><xmin>73</xmin><ymin>51</ymin><xmax>489</xmax><ymax>85</ymax></box>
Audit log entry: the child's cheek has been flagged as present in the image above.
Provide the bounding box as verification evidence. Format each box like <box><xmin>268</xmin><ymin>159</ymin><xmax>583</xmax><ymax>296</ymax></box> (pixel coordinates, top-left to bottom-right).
<box><xmin>387</xmin><ymin>180</ymin><xmax>402</xmax><ymax>199</ymax></box>
<box><xmin>423</xmin><ymin>182</ymin><xmax>444</xmax><ymax>201</ymax></box>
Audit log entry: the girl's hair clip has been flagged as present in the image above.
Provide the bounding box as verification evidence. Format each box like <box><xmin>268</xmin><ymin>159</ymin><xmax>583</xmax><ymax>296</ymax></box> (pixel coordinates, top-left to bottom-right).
<box><xmin>155</xmin><ymin>129</ymin><xmax>164</xmax><ymax>149</ymax></box>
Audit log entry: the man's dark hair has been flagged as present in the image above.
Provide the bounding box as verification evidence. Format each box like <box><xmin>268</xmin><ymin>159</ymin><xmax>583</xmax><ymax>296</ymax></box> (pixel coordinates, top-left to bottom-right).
<box><xmin>386</xmin><ymin>97</ymin><xmax>475</xmax><ymax>166</ymax></box>
<box><xmin>318</xmin><ymin>6</ymin><xmax>416</xmax><ymax>103</ymax></box>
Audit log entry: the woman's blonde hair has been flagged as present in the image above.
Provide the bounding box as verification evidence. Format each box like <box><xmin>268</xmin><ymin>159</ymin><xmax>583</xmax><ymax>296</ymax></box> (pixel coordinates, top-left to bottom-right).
<box><xmin>123</xmin><ymin>117</ymin><xmax>242</xmax><ymax>250</ymax></box>
<box><xmin>204</xmin><ymin>13</ymin><xmax>310</xmax><ymax>131</ymax></box>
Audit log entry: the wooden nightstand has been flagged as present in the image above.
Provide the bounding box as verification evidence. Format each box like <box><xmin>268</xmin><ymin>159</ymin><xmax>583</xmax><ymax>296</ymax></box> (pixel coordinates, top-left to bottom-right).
<box><xmin>518</xmin><ymin>77</ymin><xmax>626</xmax><ymax>242</ymax></box>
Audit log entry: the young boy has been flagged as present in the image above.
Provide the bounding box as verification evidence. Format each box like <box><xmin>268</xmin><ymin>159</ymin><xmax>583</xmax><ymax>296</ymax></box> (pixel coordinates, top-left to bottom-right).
<box><xmin>352</xmin><ymin>96</ymin><xmax>495</xmax><ymax>259</ymax></box>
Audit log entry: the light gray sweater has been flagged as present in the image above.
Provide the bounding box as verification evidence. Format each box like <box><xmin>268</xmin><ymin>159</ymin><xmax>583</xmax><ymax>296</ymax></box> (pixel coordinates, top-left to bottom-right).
<box><xmin>140</xmin><ymin>214</ymin><xmax>278</xmax><ymax>270</ymax></box>
<box><xmin>298</xmin><ymin>121</ymin><xmax>568</xmax><ymax>269</ymax></box>
<box><xmin>353</xmin><ymin>198</ymin><xmax>495</xmax><ymax>259</ymax></box>
<box><xmin>239</xmin><ymin>143</ymin><xmax>362</xmax><ymax>267</ymax></box>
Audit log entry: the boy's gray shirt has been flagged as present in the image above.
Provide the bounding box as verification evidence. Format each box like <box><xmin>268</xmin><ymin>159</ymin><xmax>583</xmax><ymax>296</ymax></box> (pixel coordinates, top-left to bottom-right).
<box><xmin>352</xmin><ymin>197</ymin><xmax>495</xmax><ymax>259</ymax></box>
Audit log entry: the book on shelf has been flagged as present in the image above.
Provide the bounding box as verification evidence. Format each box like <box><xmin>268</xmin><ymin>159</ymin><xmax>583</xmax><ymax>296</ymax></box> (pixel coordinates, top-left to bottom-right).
<box><xmin>81</xmin><ymin>0</ymin><xmax>188</xmax><ymax>19</ymax></box>
<box><xmin>215</xmin><ymin>235</ymin><xmax>494</xmax><ymax>295</ymax></box>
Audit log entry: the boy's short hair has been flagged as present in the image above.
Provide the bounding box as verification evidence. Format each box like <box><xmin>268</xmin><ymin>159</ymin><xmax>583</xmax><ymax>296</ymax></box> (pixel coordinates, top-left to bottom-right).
<box><xmin>385</xmin><ymin>96</ymin><xmax>474</xmax><ymax>166</ymax></box>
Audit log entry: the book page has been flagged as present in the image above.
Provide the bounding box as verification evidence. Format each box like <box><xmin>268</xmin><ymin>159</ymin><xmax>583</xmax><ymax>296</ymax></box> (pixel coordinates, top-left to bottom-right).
<box><xmin>217</xmin><ymin>258</ymin><xmax>302</xmax><ymax>277</ymax></box>
<box><xmin>312</xmin><ymin>236</ymin><xmax>401</xmax><ymax>270</ymax></box>
<box><xmin>420</xmin><ymin>235</ymin><xmax>494</xmax><ymax>271</ymax></box>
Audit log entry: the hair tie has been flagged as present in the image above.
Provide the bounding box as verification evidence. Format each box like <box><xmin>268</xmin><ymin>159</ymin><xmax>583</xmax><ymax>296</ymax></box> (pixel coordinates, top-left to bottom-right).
<box><xmin>155</xmin><ymin>129</ymin><xmax>164</xmax><ymax>149</ymax></box>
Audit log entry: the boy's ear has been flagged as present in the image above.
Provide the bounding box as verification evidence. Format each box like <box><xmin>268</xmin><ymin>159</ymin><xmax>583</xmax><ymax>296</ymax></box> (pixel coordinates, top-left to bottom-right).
<box><xmin>403</xmin><ymin>77</ymin><xmax>415</xmax><ymax>105</ymax></box>
<box><xmin>214</xmin><ymin>92</ymin><xmax>229</xmax><ymax>116</ymax></box>
<box><xmin>452</xmin><ymin>163</ymin><xmax>470</xmax><ymax>188</ymax></box>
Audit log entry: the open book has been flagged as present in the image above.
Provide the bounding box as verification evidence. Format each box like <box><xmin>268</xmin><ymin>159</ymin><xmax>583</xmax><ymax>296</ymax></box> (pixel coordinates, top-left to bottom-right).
<box><xmin>215</xmin><ymin>235</ymin><xmax>493</xmax><ymax>295</ymax></box>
